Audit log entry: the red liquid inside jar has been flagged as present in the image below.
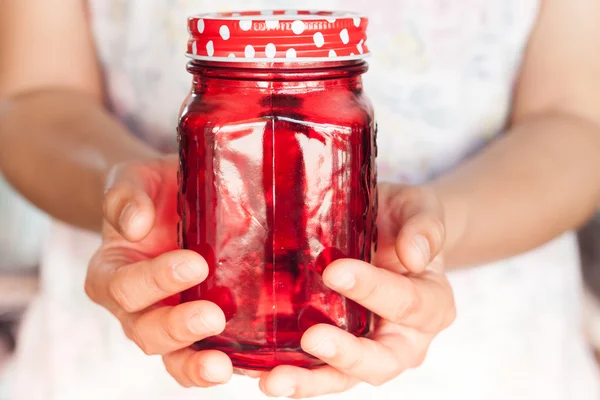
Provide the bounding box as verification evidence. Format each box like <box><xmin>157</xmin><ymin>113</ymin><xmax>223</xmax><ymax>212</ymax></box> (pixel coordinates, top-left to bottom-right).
<box><xmin>178</xmin><ymin>59</ymin><xmax>377</xmax><ymax>370</ymax></box>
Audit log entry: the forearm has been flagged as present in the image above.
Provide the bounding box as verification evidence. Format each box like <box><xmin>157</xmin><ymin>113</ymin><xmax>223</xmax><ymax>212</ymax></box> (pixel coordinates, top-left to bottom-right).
<box><xmin>434</xmin><ymin>112</ymin><xmax>600</xmax><ymax>268</ymax></box>
<box><xmin>0</xmin><ymin>89</ymin><xmax>159</xmax><ymax>232</ymax></box>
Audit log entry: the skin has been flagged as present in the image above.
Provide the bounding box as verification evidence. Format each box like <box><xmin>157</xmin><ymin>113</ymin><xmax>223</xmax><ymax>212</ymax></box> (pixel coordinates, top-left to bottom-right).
<box><xmin>1</xmin><ymin>0</ymin><xmax>600</xmax><ymax>397</ymax></box>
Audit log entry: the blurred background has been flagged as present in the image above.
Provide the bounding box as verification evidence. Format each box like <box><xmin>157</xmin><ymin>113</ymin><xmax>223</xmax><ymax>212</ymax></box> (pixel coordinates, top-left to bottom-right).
<box><xmin>0</xmin><ymin>174</ymin><xmax>49</xmax><ymax>398</ymax></box>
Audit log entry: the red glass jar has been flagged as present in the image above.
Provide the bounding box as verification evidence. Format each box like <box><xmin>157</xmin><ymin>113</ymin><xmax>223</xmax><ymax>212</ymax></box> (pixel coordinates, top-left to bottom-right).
<box><xmin>178</xmin><ymin>10</ymin><xmax>377</xmax><ymax>370</ymax></box>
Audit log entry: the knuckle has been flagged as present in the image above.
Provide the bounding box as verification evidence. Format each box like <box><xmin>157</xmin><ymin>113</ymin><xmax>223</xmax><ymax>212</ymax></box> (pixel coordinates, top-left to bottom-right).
<box><xmin>163</xmin><ymin>357</ymin><xmax>193</xmax><ymax>388</ymax></box>
<box><xmin>129</xmin><ymin>320</ymin><xmax>154</xmax><ymax>356</ymax></box>
<box><xmin>353</xmin><ymin>268</ymin><xmax>383</xmax><ymax>303</ymax></box>
<box><xmin>103</xmin><ymin>187</ymin><xmax>123</xmax><ymax>217</ymax></box>
<box><xmin>109</xmin><ymin>279</ymin><xmax>137</xmax><ymax>313</ymax></box>
<box><xmin>164</xmin><ymin>311</ymin><xmax>190</xmax><ymax>345</ymax></box>
<box><xmin>338</xmin><ymin>337</ymin><xmax>369</xmax><ymax>371</ymax></box>
<box><xmin>338</xmin><ymin>354</ymin><xmax>363</xmax><ymax>371</ymax></box>
<box><xmin>152</xmin><ymin>270</ymin><xmax>173</xmax><ymax>295</ymax></box>
<box><xmin>391</xmin><ymin>283</ymin><xmax>420</xmax><ymax>324</ymax></box>
<box><xmin>121</xmin><ymin>318</ymin><xmax>154</xmax><ymax>356</ymax></box>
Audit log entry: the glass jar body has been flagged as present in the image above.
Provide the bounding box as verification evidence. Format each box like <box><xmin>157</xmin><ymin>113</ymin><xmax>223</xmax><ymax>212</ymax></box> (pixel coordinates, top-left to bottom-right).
<box><xmin>178</xmin><ymin>61</ymin><xmax>377</xmax><ymax>370</ymax></box>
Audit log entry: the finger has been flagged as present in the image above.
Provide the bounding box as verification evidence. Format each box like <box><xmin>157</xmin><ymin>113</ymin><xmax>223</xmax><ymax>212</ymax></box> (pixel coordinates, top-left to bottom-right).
<box><xmin>123</xmin><ymin>301</ymin><xmax>225</xmax><ymax>355</ymax></box>
<box><xmin>301</xmin><ymin>324</ymin><xmax>405</xmax><ymax>386</ymax></box>
<box><xmin>104</xmin><ymin>164</ymin><xmax>157</xmax><ymax>242</ymax></box>
<box><xmin>307</xmin><ymin>327</ymin><xmax>434</xmax><ymax>383</ymax></box>
<box><xmin>324</xmin><ymin>259</ymin><xmax>454</xmax><ymax>332</ymax></box>
<box><xmin>395</xmin><ymin>210</ymin><xmax>445</xmax><ymax>274</ymax></box>
<box><xmin>377</xmin><ymin>185</ymin><xmax>445</xmax><ymax>273</ymax></box>
<box><xmin>259</xmin><ymin>365</ymin><xmax>356</xmax><ymax>398</ymax></box>
<box><xmin>108</xmin><ymin>250</ymin><xmax>208</xmax><ymax>313</ymax></box>
<box><xmin>163</xmin><ymin>348</ymin><xmax>233</xmax><ymax>388</ymax></box>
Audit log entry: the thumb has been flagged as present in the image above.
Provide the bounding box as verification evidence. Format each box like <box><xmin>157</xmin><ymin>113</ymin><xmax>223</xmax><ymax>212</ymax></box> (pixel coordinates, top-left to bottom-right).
<box><xmin>380</xmin><ymin>185</ymin><xmax>446</xmax><ymax>274</ymax></box>
<box><xmin>103</xmin><ymin>162</ymin><xmax>158</xmax><ymax>242</ymax></box>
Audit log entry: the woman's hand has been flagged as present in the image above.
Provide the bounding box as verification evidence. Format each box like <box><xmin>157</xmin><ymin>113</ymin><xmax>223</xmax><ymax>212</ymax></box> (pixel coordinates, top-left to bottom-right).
<box><xmin>85</xmin><ymin>157</ymin><xmax>455</xmax><ymax>395</ymax></box>
<box><xmin>85</xmin><ymin>156</ymin><xmax>236</xmax><ymax>387</ymax></box>
<box><xmin>258</xmin><ymin>183</ymin><xmax>457</xmax><ymax>398</ymax></box>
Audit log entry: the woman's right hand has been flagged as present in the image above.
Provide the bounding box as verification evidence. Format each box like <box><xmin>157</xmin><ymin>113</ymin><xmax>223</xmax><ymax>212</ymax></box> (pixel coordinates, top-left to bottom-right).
<box><xmin>84</xmin><ymin>156</ymin><xmax>235</xmax><ymax>387</ymax></box>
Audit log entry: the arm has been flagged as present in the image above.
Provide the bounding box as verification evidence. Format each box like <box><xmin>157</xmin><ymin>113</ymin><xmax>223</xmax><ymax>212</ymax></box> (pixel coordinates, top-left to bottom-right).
<box><xmin>435</xmin><ymin>0</ymin><xmax>600</xmax><ymax>268</ymax></box>
<box><xmin>0</xmin><ymin>0</ymin><xmax>157</xmax><ymax>232</ymax></box>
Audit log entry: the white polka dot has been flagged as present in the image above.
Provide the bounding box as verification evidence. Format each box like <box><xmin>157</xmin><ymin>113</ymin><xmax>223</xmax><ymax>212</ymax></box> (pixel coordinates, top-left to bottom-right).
<box><xmin>219</xmin><ymin>25</ymin><xmax>230</xmax><ymax>40</ymax></box>
<box><xmin>265</xmin><ymin>20</ymin><xmax>279</xmax><ymax>29</ymax></box>
<box><xmin>261</xmin><ymin>10</ymin><xmax>274</xmax><ymax>15</ymax></box>
<box><xmin>265</xmin><ymin>43</ymin><xmax>277</xmax><ymax>58</ymax></box>
<box><xmin>206</xmin><ymin>40</ymin><xmax>214</xmax><ymax>57</ymax></box>
<box><xmin>232</xmin><ymin>12</ymin><xmax>241</xmax><ymax>17</ymax></box>
<box><xmin>340</xmin><ymin>28</ymin><xmax>349</xmax><ymax>44</ymax></box>
<box><xmin>353</xmin><ymin>17</ymin><xmax>361</xmax><ymax>27</ymax></box>
<box><xmin>197</xmin><ymin>19</ymin><xmax>205</xmax><ymax>33</ymax></box>
<box><xmin>191</xmin><ymin>41</ymin><xmax>197</xmax><ymax>54</ymax></box>
<box><xmin>328</xmin><ymin>49</ymin><xmax>337</xmax><ymax>58</ymax></box>
<box><xmin>245</xmin><ymin>45</ymin><xmax>255</xmax><ymax>58</ymax></box>
<box><xmin>350</xmin><ymin>52</ymin><xmax>355</xmax><ymax>56</ymax></box>
<box><xmin>285</xmin><ymin>10</ymin><xmax>297</xmax><ymax>15</ymax></box>
<box><xmin>286</xmin><ymin>48</ymin><xmax>297</xmax><ymax>59</ymax></box>
<box><xmin>228</xmin><ymin>53</ymin><xmax>236</xmax><ymax>58</ymax></box>
<box><xmin>357</xmin><ymin>39</ymin><xmax>364</xmax><ymax>54</ymax></box>
<box><xmin>239</xmin><ymin>20</ymin><xmax>253</xmax><ymax>31</ymax></box>
<box><xmin>326</xmin><ymin>18</ymin><xmax>336</xmax><ymax>23</ymax></box>
<box><xmin>291</xmin><ymin>20</ymin><xmax>306</xmax><ymax>35</ymax></box>
<box><xmin>313</xmin><ymin>32</ymin><xmax>325</xmax><ymax>48</ymax></box>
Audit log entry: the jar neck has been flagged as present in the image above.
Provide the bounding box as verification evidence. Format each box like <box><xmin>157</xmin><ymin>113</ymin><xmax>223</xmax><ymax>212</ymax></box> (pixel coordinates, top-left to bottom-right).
<box><xmin>187</xmin><ymin>60</ymin><xmax>368</xmax><ymax>82</ymax></box>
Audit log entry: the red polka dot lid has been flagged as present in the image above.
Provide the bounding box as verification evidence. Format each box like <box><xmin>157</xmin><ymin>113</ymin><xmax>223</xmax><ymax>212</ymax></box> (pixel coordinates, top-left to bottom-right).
<box><xmin>187</xmin><ymin>10</ymin><xmax>370</xmax><ymax>62</ymax></box>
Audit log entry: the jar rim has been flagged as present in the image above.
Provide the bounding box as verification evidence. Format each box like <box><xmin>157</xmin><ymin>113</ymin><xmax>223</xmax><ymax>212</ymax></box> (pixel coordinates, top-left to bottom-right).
<box><xmin>186</xmin><ymin>59</ymin><xmax>369</xmax><ymax>80</ymax></box>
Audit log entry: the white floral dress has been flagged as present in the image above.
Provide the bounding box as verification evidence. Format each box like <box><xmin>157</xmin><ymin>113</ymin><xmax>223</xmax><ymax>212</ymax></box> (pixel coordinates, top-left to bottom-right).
<box><xmin>10</xmin><ymin>0</ymin><xmax>600</xmax><ymax>399</ymax></box>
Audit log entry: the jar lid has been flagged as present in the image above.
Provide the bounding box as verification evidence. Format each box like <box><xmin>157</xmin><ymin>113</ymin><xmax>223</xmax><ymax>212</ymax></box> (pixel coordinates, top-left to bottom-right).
<box><xmin>186</xmin><ymin>10</ymin><xmax>370</xmax><ymax>62</ymax></box>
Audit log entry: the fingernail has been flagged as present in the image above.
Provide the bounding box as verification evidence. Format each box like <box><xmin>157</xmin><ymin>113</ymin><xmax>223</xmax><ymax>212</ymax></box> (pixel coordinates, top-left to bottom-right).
<box><xmin>412</xmin><ymin>235</ymin><xmax>430</xmax><ymax>268</ymax></box>
<box><xmin>307</xmin><ymin>338</ymin><xmax>337</xmax><ymax>358</ymax></box>
<box><xmin>201</xmin><ymin>365</ymin><xmax>225</xmax><ymax>383</ymax></box>
<box><xmin>172</xmin><ymin>259</ymin><xmax>203</xmax><ymax>282</ymax></box>
<box><xmin>119</xmin><ymin>202</ymin><xmax>137</xmax><ymax>231</ymax></box>
<box><xmin>189</xmin><ymin>310</ymin><xmax>220</xmax><ymax>334</ymax></box>
<box><xmin>327</xmin><ymin>270</ymin><xmax>355</xmax><ymax>290</ymax></box>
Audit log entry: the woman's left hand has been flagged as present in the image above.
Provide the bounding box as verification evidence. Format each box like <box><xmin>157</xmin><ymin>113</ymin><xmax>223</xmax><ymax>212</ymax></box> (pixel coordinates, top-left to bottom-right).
<box><xmin>258</xmin><ymin>183</ymin><xmax>457</xmax><ymax>398</ymax></box>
